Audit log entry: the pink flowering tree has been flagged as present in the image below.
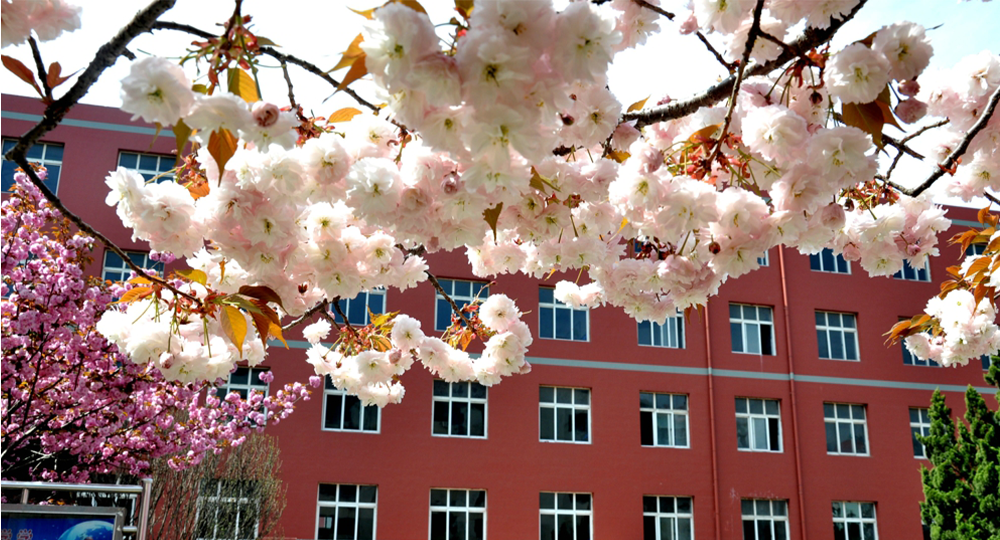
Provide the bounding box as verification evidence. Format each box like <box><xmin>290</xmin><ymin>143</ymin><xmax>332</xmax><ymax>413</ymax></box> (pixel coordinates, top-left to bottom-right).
<box><xmin>2</xmin><ymin>0</ymin><xmax>999</xmax><ymax>412</ymax></box>
<box><xmin>0</xmin><ymin>178</ymin><xmax>314</xmax><ymax>482</ymax></box>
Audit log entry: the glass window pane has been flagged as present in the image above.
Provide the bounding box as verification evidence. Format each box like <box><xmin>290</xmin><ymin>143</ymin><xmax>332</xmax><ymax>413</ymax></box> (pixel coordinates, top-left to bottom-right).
<box><xmin>574</xmin><ymin>410</ymin><xmax>588</xmax><ymax>441</ymax></box>
<box><xmin>555</xmin><ymin>309</ymin><xmax>572</xmax><ymax>340</ymax></box>
<box><xmin>431</xmin><ymin>511</ymin><xmax>447</xmax><ymax>540</ymax></box>
<box><xmin>573</xmin><ymin>310</ymin><xmax>587</xmax><ymax>341</ymax></box>
<box><xmin>674</xmin><ymin>414</ymin><xmax>687</xmax><ymax>446</ymax></box>
<box><xmin>540</xmin><ymin>408</ymin><xmax>554</xmax><ymax>440</ymax></box>
<box><xmin>746</xmin><ymin>324</ymin><xmax>761</xmax><ymax>354</ymax></box>
<box><xmin>540</xmin><ymin>307</ymin><xmax>554</xmax><ymax>338</ymax></box>
<box><xmin>557</xmin><ymin>388</ymin><xmax>572</xmax><ymax>403</ymax></box>
<box><xmin>749</xmin><ymin>399</ymin><xmax>764</xmax><ymax>414</ymax></box>
<box><xmin>737</xmin><ymin>417</ymin><xmax>750</xmax><ymax>448</ymax></box>
<box><xmin>854</xmin><ymin>424</ymin><xmax>867</xmax><ymax>453</ymax></box>
<box><xmin>540</xmin><ymin>492</ymin><xmax>555</xmax><ymax>509</ymax></box>
<box><xmin>753</xmin><ymin>417</ymin><xmax>768</xmax><ymax>450</ymax></box>
<box><xmin>765</xmin><ymin>400</ymin><xmax>779</xmax><ymax>415</ymax></box>
<box><xmin>638</xmin><ymin>321</ymin><xmax>652</xmax><ymax>346</ymax></box>
<box><xmin>344</xmin><ymin>396</ymin><xmax>361</xmax><ymax>430</ymax></box>
<box><xmin>825</xmin><ymin>422</ymin><xmax>839</xmax><ymax>452</ymax></box>
<box><xmin>731</xmin><ymin>323</ymin><xmax>744</xmax><ymax>353</ymax></box>
<box><xmin>673</xmin><ymin>395</ymin><xmax>687</xmax><ymax>410</ymax></box>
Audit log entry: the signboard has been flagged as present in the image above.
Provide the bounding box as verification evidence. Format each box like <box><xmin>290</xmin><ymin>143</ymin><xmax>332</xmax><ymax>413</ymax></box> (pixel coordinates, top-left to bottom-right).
<box><xmin>1</xmin><ymin>505</ymin><xmax>123</xmax><ymax>540</ymax></box>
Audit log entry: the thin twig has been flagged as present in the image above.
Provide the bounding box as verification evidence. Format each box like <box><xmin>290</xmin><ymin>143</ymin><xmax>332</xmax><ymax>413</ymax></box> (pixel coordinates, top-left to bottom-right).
<box><xmin>281</xmin><ymin>300</ymin><xmax>337</xmax><ymax>331</ymax></box>
<box><xmin>899</xmin><ymin>84</ymin><xmax>1000</xmax><ymax>197</ymax></box>
<box><xmin>984</xmin><ymin>191</ymin><xmax>1000</xmax><ymax>207</ymax></box>
<box><xmin>633</xmin><ymin>0</ymin><xmax>674</xmax><ymax>19</ymax></box>
<box><xmin>631</xmin><ymin>0</ymin><xmax>733</xmax><ymax>71</ymax></box>
<box><xmin>623</xmin><ymin>0</ymin><xmax>869</xmax><ymax>128</ymax></box>
<box><xmin>279</xmin><ymin>59</ymin><xmax>297</xmax><ymax>111</ymax></box>
<box><xmin>27</xmin><ymin>37</ymin><xmax>52</xmax><ymax>100</ymax></box>
<box><xmin>424</xmin><ymin>271</ymin><xmax>488</xmax><ymax>340</ymax></box>
<box><xmin>330</xmin><ymin>300</ymin><xmax>360</xmax><ymax>339</ymax></box>
<box><xmin>706</xmin><ymin>0</ymin><xmax>766</xmax><ymax>166</ymax></box>
<box><xmin>758</xmin><ymin>31</ymin><xmax>804</xmax><ymax>63</ymax></box>
<box><xmin>882</xmin><ymin>121</ymin><xmax>947</xmax><ymax>180</ymax></box>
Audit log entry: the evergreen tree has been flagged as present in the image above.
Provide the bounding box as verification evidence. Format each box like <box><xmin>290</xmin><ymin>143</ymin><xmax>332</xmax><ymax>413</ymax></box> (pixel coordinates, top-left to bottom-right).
<box><xmin>920</xmin><ymin>361</ymin><xmax>1000</xmax><ymax>540</ymax></box>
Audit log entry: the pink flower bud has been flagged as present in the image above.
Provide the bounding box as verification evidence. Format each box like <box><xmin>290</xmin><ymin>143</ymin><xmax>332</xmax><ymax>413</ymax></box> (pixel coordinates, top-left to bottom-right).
<box><xmin>679</xmin><ymin>13</ymin><xmax>698</xmax><ymax>35</ymax></box>
<box><xmin>819</xmin><ymin>202</ymin><xmax>846</xmax><ymax>230</ymax></box>
<box><xmin>898</xmin><ymin>80</ymin><xmax>920</xmax><ymax>97</ymax></box>
<box><xmin>252</xmin><ymin>101</ymin><xmax>280</xmax><ymax>128</ymax></box>
<box><xmin>441</xmin><ymin>173</ymin><xmax>460</xmax><ymax>195</ymax></box>
<box><xmin>895</xmin><ymin>99</ymin><xmax>927</xmax><ymax>124</ymax></box>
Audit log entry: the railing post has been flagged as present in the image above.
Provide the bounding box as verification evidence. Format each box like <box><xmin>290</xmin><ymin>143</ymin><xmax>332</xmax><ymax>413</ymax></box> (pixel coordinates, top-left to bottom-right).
<box><xmin>137</xmin><ymin>477</ymin><xmax>153</xmax><ymax>540</ymax></box>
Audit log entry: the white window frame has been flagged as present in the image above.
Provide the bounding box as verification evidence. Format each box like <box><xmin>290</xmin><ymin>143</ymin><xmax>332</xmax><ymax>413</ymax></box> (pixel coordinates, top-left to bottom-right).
<box><xmin>432</xmin><ymin>380</ymin><xmax>488</xmax><ymax>439</ymax></box>
<box><xmin>910</xmin><ymin>407</ymin><xmax>931</xmax><ymax>459</ymax></box>
<box><xmin>195</xmin><ymin>479</ymin><xmax>260</xmax><ymax>540</ymax></box>
<box><xmin>539</xmin><ymin>492</ymin><xmax>592</xmax><ymax>540</ymax></box>
<box><xmin>809</xmin><ymin>248</ymin><xmax>851</xmax><ymax>274</ymax></box>
<box><xmin>539</xmin><ymin>386</ymin><xmax>591</xmax><ymax>444</ymax></box>
<box><xmin>831</xmin><ymin>501</ymin><xmax>878</xmax><ymax>540</ymax></box>
<box><xmin>639</xmin><ymin>392</ymin><xmax>689</xmax><ymax>448</ymax></box>
<box><xmin>893</xmin><ymin>259</ymin><xmax>931</xmax><ymax>282</ymax></box>
<box><xmin>816</xmin><ymin>311</ymin><xmax>860</xmax><ymax>361</ymax></box>
<box><xmin>434</xmin><ymin>279</ymin><xmax>489</xmax><ymax>332</ymax></box>
<box><xmin>730</xmin><ymin>304</ymin><xmax>775</xmax><ymax>356</ymax></box>
<box><xmin>638</xmin><ymin>313</ymin><xmax>684</xmax><ymax>349</ymax></box>
<box><xmin>824</xmin><ymin>402</ymin><xmax>870</xmax><ymax>456</ymax></box>
<box><xmin>643</xmin><ymin>495</ymin><xmax>694</xmax><ymax>540</ymax></box>
<box><xmin>101</xmin><ymin>249</ymin><xmax>164</xmax><ymax>283</ymax></box>
<box><xmin>218</xmin><ymin>366</ymin><xmax>270</xmax><ymax>400</ymax></box>
<box><xmin>117</xmin><ymin>150</ymin><xmax>175</xmax><ymax>183</ymax></box>
<box><xmin>333</xmin><ymin>288</ymin><xmax>387</xmax><ymax>327</ymax></box>
<box><xmin>322</xmin><ymin>381</ymin><xmax>380</xmax><ymax>433</ymax></box>
<box><xmin>2</xmin><ymin>138</ymin><xmax>63</xmax><ymax>194</ymax></box>
<box><xmin>735</xmin><ymin>397</ymin><xmax>782</xmax><ymax>452</ymax></box>
<box><xmin>741</xmin><ymin>499</ymin><xmax>789</xmax><ymax>540</ymax></box>
<box><xmin>966</xmin><ymin>243</ymin><xmax>987</xmax><ymax>257</ymax></box>
<box><xmin>757</xmin><ymin>250</ymin><xmax>770</xmax><ymax>267</ymax></box>
<box><xmin>428</xmin><ymin>488</ymin><xmax>486</xmax><ymax>540</ymax></box>
<box><xmin>316</xmin><ymin>484</ymin><xmax>377</xmax><ymax>540</ymax></box>
<box><xmin>538</xmin><ymin>287</ymin><xmax>590</xmax><ymax>342</ymax></box>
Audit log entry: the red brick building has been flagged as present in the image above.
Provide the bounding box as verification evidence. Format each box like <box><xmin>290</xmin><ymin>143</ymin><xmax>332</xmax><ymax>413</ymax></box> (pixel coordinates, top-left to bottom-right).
<box><xmin>3</xmin><ymin>94</ymin><xmax>995</xmax><ymax>540</ymax></box>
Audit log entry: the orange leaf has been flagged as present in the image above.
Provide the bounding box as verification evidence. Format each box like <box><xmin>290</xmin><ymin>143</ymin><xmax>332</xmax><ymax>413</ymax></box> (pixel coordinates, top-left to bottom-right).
<box><xmin>176</xmin><ymin>268</ymin><xmax>208</xmax><ymax>286</ymax></box>
<box><xmin>2</xmin><ymin>55</ymin><xmax>41</xmax><ymax>96</ymax></box>
<box><xmin>114</xmin><ymin>286</ymin><xmax>153</xmax><ymax>304</ymax></box>
<box><xmin>227</xmin><ymin>68</ymin><xmax>259</xmax><ymax>103</ymax></box>
<box><xmin>331</xmin><ymin>34</ymin><xmax>365</xmax><ymax>72</ymax></box>
<box><xmin>336</xmin><ymin>53</ymin><xmax>368</xmax><ymax>92</ymax></box>
<box><xmin>842</xmin><ymin>101</ymin><xmax>885</xmax><ymax>149</ymax></box>
<box><xmin>688</xmin><ymin>124</ymin><xmax>721</xmax><ymax>145</ymax></box>
<box><xmin>349</xmin><ymin>6</ymin><xmax>377</xmax><ymax>19</ymax></box>
<box><xmin>238</xmin><ymin>285</ymin><xmax>286</xmax><ymax>311</ymax></box>
<box><xmin>220</xmin><ymin>305</ymin><xmax>247</xmax><ymax>358</ymax></box>
<box><xmin>626</xmin><ymin>96</ymin><xmax>649</xmax><ymax>113</ymax></box>
<box><xmin>483</xmin><ymin>202</ymin><xmax>503</xmax><ymax>243</ymax></box>
<box><xmin>454</xmin><ymin>0</ymin><xmax>473</xmax><ymax>18</ymax></box>
<box><xmin>328</xmin><ymin>107</ymin><xmax>363</xmax><ymax>123</ymax></box>
<box><xmin>208</xmin><ymin>129</ymin><xmax>238</xmax><ymax>173</ymax></box>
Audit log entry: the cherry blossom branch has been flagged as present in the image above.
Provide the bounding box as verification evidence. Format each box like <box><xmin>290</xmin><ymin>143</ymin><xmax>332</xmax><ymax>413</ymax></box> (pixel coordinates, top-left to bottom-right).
<box><xmin>329</xmin><ymin>300</ymin><xmax>360</xmax><ymax>339</ymax></box>
<box><xmin>281</xmin><ymin>300</ymin><xmax>337</xmax><ymax>332</ymax></box>
<box><xmin>706</xmin><ymin>0</ymin><xmax>766</xmax><ymax>166</ymax></box>
<box><xmin>624</xmin><ymin>0</ymin><xmax>869</xmax><ymax>128</ymax></box>
<box><xmin>631</xmin><ymin>0</ymin><xmax>733</xmax><ymax>71</ymax></box>
<box><xmin>279</xmin><ymin>58</ymin><xmax>297</xmax><ymax>111</ymax></box>
<box><xmin>424</xmin><ymin>271</ymin><xmax>489</xmax><ymax>341</ymax></box>
<box><xmin>897</xmin><ymin>84</ymin><xmax>1000</xmax><ymax>197</ymax></box>
<box><xmin>149</xmin><ymin>21</ymin><xmax>383</xmax><ymax>113</ymax></box>
<box><xmin>27</xmin><ymin>37</ymin><xmax>52</xmax><ymax>100</ymax></box>
<box><xmin>882</xmin><ymin>120</ymin><xmax>948</xmax><ymax>181</ymax></box>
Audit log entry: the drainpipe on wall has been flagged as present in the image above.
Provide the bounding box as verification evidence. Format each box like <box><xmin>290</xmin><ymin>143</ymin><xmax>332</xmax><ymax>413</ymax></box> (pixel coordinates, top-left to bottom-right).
<box><xmin>703</xmin><ymin>305</ymin><xmax>722</xmax><ymax>540</ymax></box>
<box><xmin>778</xmin><ymin>245</ymin><xmax>808</xmax><ymax>540</ymax></box>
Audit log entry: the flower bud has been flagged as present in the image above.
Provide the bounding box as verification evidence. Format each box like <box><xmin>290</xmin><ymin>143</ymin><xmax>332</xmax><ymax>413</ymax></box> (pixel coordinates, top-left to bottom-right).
<box><xmin>441</xmin><ymin>173</ymin><xmax>460</xmax><ymax>195</ymax></box>
<box><xmin>898</xmin><ymin>79</ymin><xmax>920</xmax><ymax>97</ymax></box>
<box><xmin>252</xmin><ymin>101</ymin><xmax>280</xmax><ymax>128</ymax></box>
<box><xmin>895</xmin><ymin>99</ymin><xmax>927</xmax><ymax>124</ymax></box>
<box><xmin>819</xmin><ymin>202</ymin><xmax>846</xmax><ymax>230</ymax></box>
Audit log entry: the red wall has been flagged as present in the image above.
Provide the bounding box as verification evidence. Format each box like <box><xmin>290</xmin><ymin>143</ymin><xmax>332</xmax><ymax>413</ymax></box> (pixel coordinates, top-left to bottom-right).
<box><xmin>3</xmin><ymin>94</ymin><xmax>994</xmax><ymax>540</ymax></box>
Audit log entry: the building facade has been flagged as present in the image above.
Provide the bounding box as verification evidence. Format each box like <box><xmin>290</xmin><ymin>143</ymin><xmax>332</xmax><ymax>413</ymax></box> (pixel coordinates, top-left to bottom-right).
<box><xmin>3</xmin><ymin>94</ymin><xmax>996</xmax><ymax>540</ymax></box>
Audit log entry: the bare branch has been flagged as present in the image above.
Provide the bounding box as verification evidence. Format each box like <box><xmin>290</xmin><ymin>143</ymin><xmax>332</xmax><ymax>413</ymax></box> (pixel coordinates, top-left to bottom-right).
<box><xmin>632</xmin><ymin>0</ymin><xmax>674</xmax><ymax>18</ymax></box>
<box><xmin>706</xmin><ymin>0</ymin><xmax>766</xmax><ymax>166</ymax></box>
<box><xmin>330</xmin><ymin>300</ymin><xmax>360</xmax><ymax>339</ymax></box>
<box><xmin>899</xmin><ymin>84</ymin><xmax>1000</xmax><ymax>197</ymax></box>
<box><xmin>424</xmin><ymin>271</ymin><xmax>488</xmax><ymax>340</ymax></box>
<box><xmin>282</xmin><ymin>300</ymin><xmax>337</xmax><ymax>332</ymax></box>
<box><xmin>27</xmin><ymin>37</ymin><xmax>52</xmax><ymax>100</ymax></box>
<box><xmin>623</xmin><ymin>0</ymin><xmax>869</xmax><ymax>128</ymax></box>
<box><xmin>631</xmin><ymin>0</ymin><xmax>733</xmax><ymax>71</ymax></box>
<box><xmin>279</xmin><ymin>59</ymin><xmax>297</xmax><ymax>111</ymax></box>
<box><xmin>880</xmin><ymin>121</ymin><xmax>947</xmax><ymax>182</ymax></box>
<box><xmin>984</xmin><ymin>191</ymin><xmax>1000</xmax><ymax>207</ymax></box>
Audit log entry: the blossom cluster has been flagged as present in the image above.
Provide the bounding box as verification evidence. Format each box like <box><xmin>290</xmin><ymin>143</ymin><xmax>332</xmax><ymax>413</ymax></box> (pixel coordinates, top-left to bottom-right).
<box><xmin>302</xmin><ymin>294</ymin><xmax>531</xmax><ymax>407</ymax></box>
<box><xmin>91</xmin><ymin>2</ymin><xmax>1000</xmax><ymax>385</ymax></box>
<box><xmin>1</xmin><ymin>176</ymin><xmax>313</xmax><ymax>481</ymax></box>
<box><xmin>1</xmin><ymin>0</ymin><xmax>81</xmax><ymax>48</ymax></box>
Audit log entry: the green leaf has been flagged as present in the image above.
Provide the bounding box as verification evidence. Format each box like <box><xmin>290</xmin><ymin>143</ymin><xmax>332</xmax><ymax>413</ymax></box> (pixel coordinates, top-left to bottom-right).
<box><xmin>220</xmin><ymin>305</ymin><xmax>247</xmax><ymax>358</ymax></box>
<box><xmin>256</xmin><ymin>36</ymin><xmax>280</xmax><ymax>48</ymax></box>
<box><xmin>483</xmin><ymin>202</ymin><xmax>503</xmax><ymax>243</ymax></box>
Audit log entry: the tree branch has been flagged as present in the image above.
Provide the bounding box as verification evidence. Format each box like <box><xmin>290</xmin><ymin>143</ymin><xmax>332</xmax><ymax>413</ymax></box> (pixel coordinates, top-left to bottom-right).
<box><xmin>27</xmin><ymin>37</ymin><xmax>52</xmax><ymax>100</ymax></box>
<box><xmin>281</xmin><ymin>300</ymin><xmax>337</xmax><ymax>332</ymax></box>
<box><xmin>631</xmin><ymin>0</ymin><xmax>733</xmax><ymax>71</ymax></box>
<box><xmin>897</xmin><ymin>84</ymin><xmax>1000</xmax><ymax>197</ymax></box>
<box><xmin>279</xmin><ymin>59</ymin><xmax>297</xmax><ymax>111</ymax></box>
<box><xmin>329</xmin><ymin>300</ymin><xmax>360</xmax><ymax>339</ymax></box>
<box><xmin>423</xmin><ymin>271</ymin><xmax>489</xmax><ymax>341</ymax></box>
<box><xmin>623</xmin><ymin>0</ymin><xmax>869</xmax><ymax>128</ymax></box>
<box><xmin>706</xmin><ymin>0</ymin><xmax>765</xmax><ymax>166</ymax></box>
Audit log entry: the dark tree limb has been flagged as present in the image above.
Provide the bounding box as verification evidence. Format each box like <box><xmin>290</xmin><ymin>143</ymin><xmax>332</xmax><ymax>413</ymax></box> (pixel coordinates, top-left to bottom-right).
<box><xmin>27</xmin><ymin>37</ymin><xmax>52</xmax><ymax>100</ymax></box>
<box><xmin>279</xmin><ymin>59</ymin><xmax>297</xmax><ymax>111</ymax></box>
<box><xmin>895</xmin><ymin>84</ymin><xmax>1000</xmax><ymax>197</ymax></box>
<box><xmin>623</xmin><ymin>0</ymin><xmax>869</xmax><ymax>128</ymax></box>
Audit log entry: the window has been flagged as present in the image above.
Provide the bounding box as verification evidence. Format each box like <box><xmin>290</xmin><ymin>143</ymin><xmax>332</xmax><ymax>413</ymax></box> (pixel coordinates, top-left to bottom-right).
<box><xmin>638</xmin><ymin>313</ymin><xmax>684</xmax><ymax>348</ymax></box>
<box><xmin>2</xmin><ymin>139</ymin><xmax>63</xmax><ymax>194</ymax></box>
<box><xmin>101</xmin><ymin>250</ymin><xmax>164</xmax><ymax>282</ymax></box>
<box><xmin>539</xmin><ymin>287</ymin><xmax>589</xmax><ymax>341</ymax></box>
<box><xmin>966</xmin><ymin>243</ymin><xmax>986</xmax><ymax>257</ymax></box>
<box><xmin>435</xmin><ymin>279</ymin><xmax>489</xmax><ymax>331</ymax></box>
<box><xmin>730</xmin><ymin>304</ymin><xmax>775</xmax><ymax>355</ymax></box>
<box><xmin>333</xmin><ymin>289</ymin><xmax>386</xmax><ymax>326</ymax></box>
<box><xmin>735</xmin><ymin>398</ymin><xmax>782</xmax><ymax>452</ymax></box>
<box><xmin>640</xmin><ymin>392</ymin><xmax>689</xmax><ymax>448</ymax></box>
<box><xmin>539</xmin><ymin>386</ymin><xmax>590</xmax><ymax>443</ymax></box>
<box><xmin>317</xmin><ymin>484</ymin><xmax>377</xmax><ymax>540</ymax></box>
<box><xmin>430</xmin><ymin>489</ymin><xmax>486</xmax><ymax>540</ymax></box>
<box><xmin>433</xmin><ymin>380</ymin><xmax>487</xmax><ymax>438</ymax></box>
<box><xmin>983</xmin><ymin>355</ymin><xmax>994</xmax><ymax>371</ymax></box>
<box><xmin>903</xmin><ymin>342</ymin><xmax>939</xmax><ymax>367</ymax></box>
<box><xmin>810</xmin><ymin>248</ymin><xmax>850</xmax><ymax>274</ymax></box>
<box><xmin>195</xmin><ymin>479</ymin><xmax>260</xmax><ymax>540</ymax></box>
<box><xmin>539</xmin><ymin>492</ymin><xmax>591</xmax><ymax>540</ymax></box>
<box><xmin>643</xmin><ymin>496</ymin><xmax>693</xmax><ymax>540</ymax></box>
<box><xmin>816</xmin><ymin>311</ymin><xmax>859</xmax><ymax>361</ymax></box>
<box><xmin>893</xmin><ymin>260</ymin><xmax>931</xmax><ymax>282</ymax></box>
<box><xmin>758</xmin><ymin>250</ymin><xmax>770</xmax><ymax>267</ymax></box>
<box><xmin>118</xmin><ymin>151</ymin><xmax>175</xmax><ymax>182</ymax></box>
<box><xmin>219</xmin><ymin>367</ymin><xmax>269</xmax><ymax>400</ymax></box>
<box><xmin>323</xmin><ymin>379</ymin><xmax>379</xmax><ymax>432</ymax></box>
<box><xmin>910</xmin><ymin>407</ymin><xmax>931</xmax><ymax>459</ymax></box>
<box><xmin>832</xmin><ymin>501</ymin><xmax>877</xmax><ymax>540</ymax></box>
<box><xmin>824</xmin><ymin>403</ymin><xmax>869</xmax><ymax>456</ymax></box>
<box><xmin>742</xmin><ymin>499</ymin><xmax>789</xmax><ymax>540</ymax></box>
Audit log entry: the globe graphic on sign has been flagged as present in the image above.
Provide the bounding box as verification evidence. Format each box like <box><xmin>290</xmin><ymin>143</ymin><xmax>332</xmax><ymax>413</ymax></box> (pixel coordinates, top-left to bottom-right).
<box><xmin>56</xmin><ymin>521</ymin><xmax>115</xmax><ymax>540</ymax></box>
